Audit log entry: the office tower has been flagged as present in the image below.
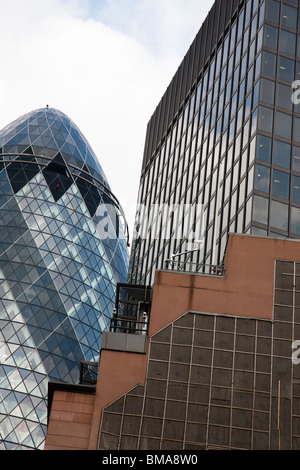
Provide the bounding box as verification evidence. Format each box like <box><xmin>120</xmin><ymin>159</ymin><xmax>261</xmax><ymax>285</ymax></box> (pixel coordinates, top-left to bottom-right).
<box><xmin>0</xmin><ymin>107</ymin><xmax>129</xmax><ymax>449</ymax></box>
<box><xmin>129</xmin><ymin>0</ymin><xmax>300</xmax><ymax>287</ymax></box>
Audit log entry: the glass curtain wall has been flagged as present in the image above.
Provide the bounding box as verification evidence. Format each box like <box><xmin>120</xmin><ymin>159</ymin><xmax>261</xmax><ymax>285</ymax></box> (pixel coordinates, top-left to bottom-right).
<box><xmin>129</xmin><ymin>0</ymin><xmax>300</xmax><ymax>287</ymax></box>
<box><xmin>253</xmin><ymin>0</ymin><xmax>300</xmax><ymax>239</ymax></box>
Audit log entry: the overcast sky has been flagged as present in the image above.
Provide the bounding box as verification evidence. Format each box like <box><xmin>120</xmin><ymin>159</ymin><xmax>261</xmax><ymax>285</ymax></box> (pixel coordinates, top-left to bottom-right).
<box><xmin>0</xmin><ymin>0</ymin><xmax>214</xmax><ymax>239</ymax></box>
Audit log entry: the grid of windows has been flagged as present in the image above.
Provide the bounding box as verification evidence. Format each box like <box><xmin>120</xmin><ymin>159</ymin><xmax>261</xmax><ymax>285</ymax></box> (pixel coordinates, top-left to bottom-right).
<box><xmin>0</xmin><ymin>108</ymin><xmax>129</xmax><ymax>449</ymax></box>
<box><xmin>129</xmin><ymin>0</ymin><xmax>300</xmax><ymax>287</ymax></box>
<box><xmin>252</xmin><ymin>0</ymin><xmax>300</xmax><ymax>239</ymax></box>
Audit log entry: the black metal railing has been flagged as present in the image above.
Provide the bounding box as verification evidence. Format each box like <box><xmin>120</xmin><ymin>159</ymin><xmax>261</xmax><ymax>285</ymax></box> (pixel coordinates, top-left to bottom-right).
<box><xmin>164</xmin><ymin>260</ymin><xmax>226</xmax><ymax>276</ymax></box>
<box><xmin>109</xmin><ymin>283</ymin><xmax>152</xmax><ymax>336</ymax></box>
<box><xmin>110</xmin><ymin>314</ymin><xmax>149</xmax><ymax>335</ymax></box>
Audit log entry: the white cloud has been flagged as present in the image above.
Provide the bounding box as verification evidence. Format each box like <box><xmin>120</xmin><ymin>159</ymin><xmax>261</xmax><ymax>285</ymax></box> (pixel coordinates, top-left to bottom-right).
<box><xmin>0</xmin><ymin>0</ymin><xmax>214</xmax><ymax>237</ymax></box>
<box><xmin>89</xmin><ymin>0</ymin><xmax>214</xmax><ymax>57</ymax></box>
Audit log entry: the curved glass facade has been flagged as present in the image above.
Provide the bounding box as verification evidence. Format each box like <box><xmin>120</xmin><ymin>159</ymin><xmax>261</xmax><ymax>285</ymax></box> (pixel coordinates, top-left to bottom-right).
<box><xmin>0</xmin><ymin>107</ymin><xmax>129</xmax><ymax>449</ymax></box>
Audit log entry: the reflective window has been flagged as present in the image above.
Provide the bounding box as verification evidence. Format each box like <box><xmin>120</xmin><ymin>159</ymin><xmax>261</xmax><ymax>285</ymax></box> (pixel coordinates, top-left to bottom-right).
<box><xmin>237</xmin><ymin>9</ymin><xmax>245</xmax><ymax>42</ymax></box>
<box><xmin>251</xmin><ymin>108</ymin><xmax>258</xmax><ymax>141</ymax></box>
<box><xmin>201</xmin><ymin>72</ymin><xmax>208</xmax><ymax>102</ymax></box>
<box><xmin>255</xmin><ymin>134</ymin><xmax>272</xmax><ymax>163</ymax></box>
<box><xmin>293</xmin><ymin>146</ymin><xmax>300</xmax><ymax>172</ymax></box>
<box><xmin>272</xmin><ymin>169</ymin><xmax>290</xmax><ymax>199</ymax></box>
<box><xmin>294</xmin><ymin>117</ymin><xmax>300</xmax><ymax>144</ymax></box>
<box><xmin>291</xmin><ymin>206</ymin><xmax>300</xmax><ymax>234</ymax></box>
<box><xmin>265</xmin><ymin>0</ymin><xmax>280</xmax><ymax>24</ymax></box>
<box><xmin>243</xmin><ymin>119</ymin><xmax>250</xmax><ymax>148</ymax></box>
<box><xmin>258</xmin><ymin>106</ymin><xmax>273</xmax><ymax>133</ymax></box>
<box><xmin>241</xmin><ymin>54</ymin><xmax>248</xmax><ymax>78</ymax></box>
<box><xmin>281</xmin><ymin>4</ymin><xmax>298</xmax><ymax>30</ymax></box>
<box><xmin>262</xmin><ymin>50</ymin><xmax>276</xmax><ymax>77</ymax></box>
<box><xmin>252</xmin><ymin>226</ymin><xmax>268</xmax><ymax>235</ymax></box>
<box><xmin>255</xmin><ymin>53</ymin><xmax>262</xmax><ymax>80</ymax></box>
<box><xmin>225</xmin><ymin>79</ymin><xmax>232</xmax><ymax>104</ymax></box>
<box><xmin>251</xmin><ymin>13</ymin><xmax>258</xmax><ymax>42</ymax></box>
<box><xmin>292</xmin><ymin>176</ymin><xmax>300</xmax><ymax>204</ymax></box>
<box><xmin>245</xmin><ymin>94</ymin><xmax>252</xmax><ymax>120</ymax></box>
<box><xmin>209</xmin><ymin>60</ymin><xmax>216</xmax><ymax>90</ymax></box>
<box><xmin>278</xmin><ymin>56</ymin><xmax>295</xmax><ymax>82</ymax></box>
<box><xmin>243</xmin><ymin>28</ymin><xmax>250</xmax><ymax>56</ymax></box>
<box><xmin>260</xmin><ymin>0</ymin><xmax>266</xmax><ymax>28</ymax></box>
<box><xmin>248</xmin><ymin>40</ymin><xmax>256</xmax><ymax>67</ymax></box>
<box><xmin>238</xmin><ymin>79</ymin><xmax>246</xmax><ymax>106</ymax></box>
<box><xmin>260</xmin><ymin>78</ymin><xmax>275</xmax><ymax>104</ymax></box>
<box><xmin>223</xmin><ymin>35</ymin><xmax>229</xmax><ymax>67</ymax></box>
<box><xmin>253</xmin><ymin>81</ymin><xmax>259</xmax><ymax>109</ymax></box>
<box><xmin>275</xmin><ymin>111</ymin><xmax>292</xmax><ymax>140</ymax></box>
<box><xmin>270</xmin><ymin>200</ymin><xmax>289</xmax><ymax>231</ymax></box>
<box><xmin>263</xmin><ymin>25</ymin><xmax>278</xmax><ymax>50</ymax></box>
<box><xmin>254</xmin><ymin>164</ymin><xmax>270</xmax><ymax>193</ymax></box>
<box><xmin>279</xmin><ymin>30</ymin><xmax>296</xmax><ymax>56</ymax></box>
<box><xmin>273</xmin><ymin>140</ymin><xmax>291</xmax><ymax>169</ymax></box>
<box><xmin>253</xmin><ymin>194</ymin><xmax>269</xmax><ymax>225</ymax></box>
<box><xmin>276</xmin><ymin>83</ymin><xmax>292</xmax><ymax>111</ymax></box>
<box><xmin>298</xmin><ymin>36</ymin><xmax>300</xmax><ymax>59</ymax></box>
<box><xmin>236</xmin><ymin>106</ymin><xmax>244</xmax><ymax>133</ymax></box>
<box><xmin>233</xmin><ymin>67</ymin><xmax>240</xmax><ymax>91</ymax></box>
<box><xmin>219</xmin><ymin>67</ymin><xmax>226</xmax><ymax>92</ymax></box>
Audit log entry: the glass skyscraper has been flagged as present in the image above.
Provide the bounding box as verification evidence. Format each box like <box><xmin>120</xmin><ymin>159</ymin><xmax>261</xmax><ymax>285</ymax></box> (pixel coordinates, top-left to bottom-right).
<box><xmin>129</xmin><ymin>0</ymin><xmax>300</xmax><ymax>287</ymax></box>
<box><xmin>0</xmin><ymin>107</ymin><xmax>129</xmax><ymax>449</ymax></box>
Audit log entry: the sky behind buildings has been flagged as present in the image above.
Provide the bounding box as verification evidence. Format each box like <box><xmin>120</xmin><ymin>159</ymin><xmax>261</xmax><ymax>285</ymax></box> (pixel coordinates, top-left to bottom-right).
<box><xmin>0</xmin><ymin>0</ymin><xmax>214</xmax><ymax>238</ymax></box>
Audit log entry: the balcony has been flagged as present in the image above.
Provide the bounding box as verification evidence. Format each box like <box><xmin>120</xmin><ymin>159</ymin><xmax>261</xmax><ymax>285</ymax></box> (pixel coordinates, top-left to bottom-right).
<box><xmin>101</xmin><ymin>283</ymin><xmax>152</xmax><ymax>354</ymax></box>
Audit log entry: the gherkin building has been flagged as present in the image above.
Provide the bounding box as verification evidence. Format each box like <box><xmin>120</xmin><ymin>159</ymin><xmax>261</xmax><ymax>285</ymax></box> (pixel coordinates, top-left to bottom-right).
<box><xmin>0</xmin><ymin>107</ymin><xmax>129</xmax><ymax>449</ymax></box>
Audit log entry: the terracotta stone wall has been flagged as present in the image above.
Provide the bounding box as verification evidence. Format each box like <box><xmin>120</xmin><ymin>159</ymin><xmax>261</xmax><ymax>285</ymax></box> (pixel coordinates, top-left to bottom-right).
<box><xmin>45</xmin><ymin>391</ymin><xmax>95</xmax><ymax>450</ymax></box>
<box><xmin>96</xmin><ymin>258</ymin><xmax>300</xmax><ymax>450</ymax></box>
